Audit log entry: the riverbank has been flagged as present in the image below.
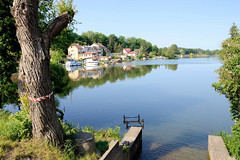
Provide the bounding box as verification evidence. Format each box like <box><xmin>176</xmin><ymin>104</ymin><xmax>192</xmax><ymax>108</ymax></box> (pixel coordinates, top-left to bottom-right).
<box><xmin>0</xmin><ymin>109</ymin><xmax>121</xmax><ymax>160</ymax></box>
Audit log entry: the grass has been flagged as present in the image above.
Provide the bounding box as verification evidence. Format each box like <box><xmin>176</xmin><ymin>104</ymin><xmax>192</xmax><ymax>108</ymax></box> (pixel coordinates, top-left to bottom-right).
<box><xmin>216</xmin><ymin>129</ymin><xmax>240</xmax><ymax>160</ymax></box>
<box><xmin>0</xmin><ymin>109</ymin><xmax>120</xmax><ymax>159</ymax></box>
<box><xmin>82</xmin><ymin>126</ymin><xmax>121</xmax><ymax>154</ymax></box>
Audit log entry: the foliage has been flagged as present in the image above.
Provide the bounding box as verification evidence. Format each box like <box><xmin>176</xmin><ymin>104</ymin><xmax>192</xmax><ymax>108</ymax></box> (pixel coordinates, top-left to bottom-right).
<box><xmin>50</xmin><ymin>50</ymin><xmax>65</xmax><ymax>63</ymax></box>
<box><xmin>50</xmin><ymin>63</ymin><xmax>70</xmax><ymax>94</ymax></box>
<box><xmin>123</xmin><ymin>144</ymin><xmax>130</xmax><ymax>152</ymax></box>
<box><xmin>56</xmin><ymin>0</ymin><xmax>76</xmax><ymax>17</ymax></box>
<box><xmin>213</xmin><ymin>24</ymin><xmax>240</xmax><ymax>160</ymax></box>
<box><xmin>212</xmin><ymin>36</ymin><xmax>240</xmax><ymax>120</ymax></box>
<box><xmin>166</xmin><ymin>44</ymin><xmax>179</xmax><ymax>58</ymax></box>
<box><xmin>95</xmin><ymin>141</ymin><xmax>108</xmax><ymax>154</ymax></box>
<box><xmin>51</xmin><ymin>27</ymin><xmax>78</xmax><ymax>55</ymax></box>
<box><xmin>219</xmin><ymin>126</ymin><xmax>240</xmax><ymax>160</ymax></box>
<box><xmin>0</xmin><ymin>108</ymin><xmax>32</xmax><ymax>140</ymax></box>
<box><xmin>38</xmin><ymin>0</ymin><xmax>56</xmax><ymax>31</ymax></box>
<box><xmin>2</xmin><ymin>81</ymin><xmax>19</xmax><ymax>105</ymax></box>
<box><xmin>102</xmin><ymin>49</ymin><xmax>107</xmax><ymax>56</ymax></box>
<box><xmin>83</xmin><ymin>126</ymin><xmax>120</xmax><ymax>154</ymax></box>
<box><xmin>61</xmin><ymin>121</ymin><xmax>79</xmax><ymax>140</ymax></box>
<box><xmin>0</xmin><ymin>0</ymin><xmax>21</xmax><ymax>108</ymax></box>
<box><xmin>230</xmin><ymin>22</ymin><xmax>239</xmax><ymax>38</ymax></box>
<box><xmin>140</xmin><ymin>40</ymin><xmax>151</xmax><ymax>54</ymax></box>
<box><xmin>83</xmin><ymin>126</ymin><xmax>120</xmax><ymax>141</ymax></box>
<box><xmin>0</xmin><ymin>137</ymin><xmax>75</xmax><ymax>160</ymax></box>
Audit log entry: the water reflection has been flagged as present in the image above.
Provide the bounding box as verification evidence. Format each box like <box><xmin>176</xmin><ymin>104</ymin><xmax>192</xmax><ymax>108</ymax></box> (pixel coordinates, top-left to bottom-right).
<box><xmin>58</xmin><ymin>58</ymin><xmax>233</xmax><ymax>160</ymax></box>
<box><xmin>66</xmin><ymin>64</ymin><xmax>178</xmax><ymax>92</ymax></box>
<box><xmin>68</xmin><ymin>66</ymin><xmax>105</xmax><ymax>81</ymax></box>
<box><xmin>163</xmin><ymin>64</ymin><xmax>178</xmax><ymax>71</ymax></box>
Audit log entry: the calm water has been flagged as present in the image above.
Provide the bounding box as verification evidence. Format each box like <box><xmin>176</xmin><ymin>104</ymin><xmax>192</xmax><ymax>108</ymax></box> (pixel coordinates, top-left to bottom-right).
<box><xmin>58</xmin><ymin>57</ymin><xmax>234</xmax><ymax>160</ymax></box>
<box><xmin>6</xmin><ymin>57</ymin><xmax>234</xmax><ymax>159</ymax></box>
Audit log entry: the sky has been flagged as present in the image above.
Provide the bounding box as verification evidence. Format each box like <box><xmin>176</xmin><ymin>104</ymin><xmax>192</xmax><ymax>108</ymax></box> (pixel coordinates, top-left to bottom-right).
<box><xmin>73</xmin><ymin>0</ymin><xmax>240</xmax><ymax>50</ymax></box>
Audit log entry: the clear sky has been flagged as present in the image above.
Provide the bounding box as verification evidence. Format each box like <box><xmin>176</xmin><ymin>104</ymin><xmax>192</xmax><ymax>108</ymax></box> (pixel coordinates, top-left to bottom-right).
<box><xmin>73</xmin><ymin>0</ymin><xmax>240</xmax><ymax>50</ymax></box>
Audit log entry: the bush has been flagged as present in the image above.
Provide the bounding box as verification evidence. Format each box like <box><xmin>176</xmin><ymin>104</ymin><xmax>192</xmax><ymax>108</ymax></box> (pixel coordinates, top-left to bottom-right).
<box><xmin>0</xmin><ymin>108</ymin><xmax>32</xmax><ymax>140</ymax></box>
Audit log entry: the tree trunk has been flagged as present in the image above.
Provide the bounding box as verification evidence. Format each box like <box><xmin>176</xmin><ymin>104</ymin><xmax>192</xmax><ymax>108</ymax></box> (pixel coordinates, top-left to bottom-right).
<box><xmin>11</xmin><ymin>0</ymin><xmax>73</xmax><ymax>145</ymax></box>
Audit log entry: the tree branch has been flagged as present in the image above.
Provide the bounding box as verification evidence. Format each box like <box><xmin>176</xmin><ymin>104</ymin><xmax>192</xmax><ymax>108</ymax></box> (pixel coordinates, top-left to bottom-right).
<box><xmin>44</xmin><ymin>12</ymin><xmax>73</xmax><ymax>40</ymax></box>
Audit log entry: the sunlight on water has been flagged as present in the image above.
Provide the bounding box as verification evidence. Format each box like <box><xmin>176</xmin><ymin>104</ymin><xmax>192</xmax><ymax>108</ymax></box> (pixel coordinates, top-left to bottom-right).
<box><xmin>58</xmin><ymin>57</ymin><xmax>233</xmax><ymax>160</ymax></box>
<box><xmin>5</xmin><ymin>57</ymin><xmax>233</xmax><ymax>160</ymax></box>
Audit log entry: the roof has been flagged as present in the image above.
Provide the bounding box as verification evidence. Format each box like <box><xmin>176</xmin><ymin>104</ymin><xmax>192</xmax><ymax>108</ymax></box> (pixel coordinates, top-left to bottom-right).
<box><xmin>92</xmin><ymin>43</ymin><xmax>105</xmax><ymax>48</ymax></box>
<box><xmin>68</xmin><ymin>43</ymin><xmax>83</xmax><ymax>49</ymax></box>
<box><xmin>123</xmin><ymin>48</ymin><xmax>131</xmax><ymax>53</ymax></box>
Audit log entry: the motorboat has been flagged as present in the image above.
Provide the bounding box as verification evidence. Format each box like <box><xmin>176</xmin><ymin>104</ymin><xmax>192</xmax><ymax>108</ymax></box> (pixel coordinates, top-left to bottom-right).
<box><xmin>65</xmin><ymin>65</ymin><xmax>82</xmax><ymax>72</ymax></box>
<box><xmin>84</xmin><ymin>59</ymin><xmax>99</xmax><ymax>66</ymax></box>
<box><xmin>84</xmin><ymin>65</ymin><xmax>100</xmax><ymax>71</ymax></box>
<box><xmin>66</xmin><ymin>58</ymin><xmax>82</xmax><ymax>67</ymax></box>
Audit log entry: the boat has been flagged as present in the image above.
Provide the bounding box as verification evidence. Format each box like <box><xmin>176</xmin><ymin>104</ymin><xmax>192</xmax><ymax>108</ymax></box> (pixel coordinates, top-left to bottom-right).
<box><xmin>66</xmin><ymin>58</ymin><xmax>82</xmax><ymax>67</ymax></box>
<box><xmin>65</xmin><ymin>65</ymin><xmax>82</xmax><ymax>72</ymax></box>
<box><xmin>84</xmin><ymin>66</ymin><xmax>100</xmax><ymax>71</ymax></box>
<box><xmin>84</xmin><ymin>59</ymin><xmax>99</xmax><ymax>66</ymax></box>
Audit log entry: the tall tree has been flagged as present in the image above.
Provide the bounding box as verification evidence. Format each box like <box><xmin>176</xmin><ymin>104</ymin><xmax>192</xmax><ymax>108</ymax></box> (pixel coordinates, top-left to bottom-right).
<box><xmin>108</xmin><ymin>34</ymin><xmax>117</xmax><ymax>52</ymax></box>
<box><xmin>167</xmin><ymin>44</ymin><xmax>179</xmax><ymax>58</ymax></box>
<box><xmin>11</xmin><ymin>0</ymin><xmax>74</xmax><ymax>145</ymax></box>
<box><xmin>118</xmin><ymin>36</ymin><xmax>127</xmax><ymax>48</ymax></box>
<box><xmin>140</xmin><ymin>40</ymin><xmax>149</xmax><ymax>54</ymax></box>
<box><xmin>152</xmin><ymin>45</ymin><xmax>158</xmax><ymax>53</ymax></box>
<box><xmin>230</xmin><ymin>22</ymin><xmax>239</xmax><ymax>38</ymax></box>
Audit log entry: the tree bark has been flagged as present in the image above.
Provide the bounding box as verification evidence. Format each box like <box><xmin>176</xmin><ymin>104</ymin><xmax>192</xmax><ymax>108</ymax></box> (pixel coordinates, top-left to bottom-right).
<box><xmin>11</xmin><ymin>0</ymin><xmax>72</xmax><ymax>145</ymax></box>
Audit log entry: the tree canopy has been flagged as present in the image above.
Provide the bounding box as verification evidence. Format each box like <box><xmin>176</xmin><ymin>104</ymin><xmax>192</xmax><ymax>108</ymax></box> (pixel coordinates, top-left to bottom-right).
<box><xmin>229</xmin><ymin>22</ymin><xmax>239</xmax><ymax>38</ymax></box>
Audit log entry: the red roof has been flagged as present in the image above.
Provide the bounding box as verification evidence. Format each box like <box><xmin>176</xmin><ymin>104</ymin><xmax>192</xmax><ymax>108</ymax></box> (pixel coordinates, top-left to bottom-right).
<box><xmin>123</xmin><ymin>48</ymin><xmax>131</xmax><ymax>53</ymax></box>
<box><xmin>68</xmin><ymin>43</ymin><xmax>83</xmax><ymax>49</ymax></box>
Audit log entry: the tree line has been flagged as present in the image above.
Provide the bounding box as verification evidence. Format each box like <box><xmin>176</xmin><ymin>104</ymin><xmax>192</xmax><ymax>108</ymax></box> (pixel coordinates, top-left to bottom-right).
<box><xmin>56</xmin><ymin>30</ymin><xmax>219</xmax><ymax>58</ymax></box>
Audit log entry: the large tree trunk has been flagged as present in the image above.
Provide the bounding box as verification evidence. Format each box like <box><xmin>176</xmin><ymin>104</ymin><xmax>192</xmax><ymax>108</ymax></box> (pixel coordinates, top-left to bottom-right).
<box><xmin>11</xmin><ymin>0</ymin><xmax>73</xmax><ymax>145</ymax></box>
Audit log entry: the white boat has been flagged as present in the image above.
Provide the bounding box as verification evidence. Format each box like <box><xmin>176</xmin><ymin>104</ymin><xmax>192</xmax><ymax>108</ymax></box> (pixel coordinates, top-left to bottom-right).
<box><xmin>84</xmin><ymin>66</ymin><xmax>100</xmax><ymax>70</ymax></box>
<box><xmin>84</xmin><ymin>59</ymin><xmax>99</xmax><ymax>66</ymax></box>
<box><xmin>66</xmin><ymin>59</ymin><xmax>82</xmax><ymax>67</ymax></box>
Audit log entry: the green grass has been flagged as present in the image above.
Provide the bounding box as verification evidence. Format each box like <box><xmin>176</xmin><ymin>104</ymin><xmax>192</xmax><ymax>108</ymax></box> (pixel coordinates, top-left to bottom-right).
<box><xmin>0</xmin><ymin>109</ymin><xmax>120</xmax><ymax>159</ymax></box>
<box><xmin>216</xmin><ymin>126</ymin><xmax>240</xmax><ymax>160</ymax></box>
<box><xmin>82</xmin><ymin>126</ymin><xmax>121</xmax><ymax>154</ymax></box>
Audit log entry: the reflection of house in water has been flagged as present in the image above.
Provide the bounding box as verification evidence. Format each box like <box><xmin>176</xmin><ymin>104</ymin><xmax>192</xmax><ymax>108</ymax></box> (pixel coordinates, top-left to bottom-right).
<box><xmin>68</xmin><ymin>67</ymin><xmax>109</xmax><ymax>81</ymax></box>
<box><xmin>123</xmin><ymin>65</ymin><xmax>137</xmax><ymax>71</ymax></box>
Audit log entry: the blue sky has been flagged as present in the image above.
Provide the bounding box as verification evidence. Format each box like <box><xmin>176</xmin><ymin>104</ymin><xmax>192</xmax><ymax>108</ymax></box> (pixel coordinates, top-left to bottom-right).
<box><xmin>73</xmin><ymin>0</ymin><xmax>240</xmax><ymax>50</ymax></box>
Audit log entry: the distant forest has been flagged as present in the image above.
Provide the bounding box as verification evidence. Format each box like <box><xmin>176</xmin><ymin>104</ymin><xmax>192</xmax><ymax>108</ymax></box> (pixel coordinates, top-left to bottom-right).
<box><xmin>52</xmin><ymin>30</ymin><xmax>219</xmax><ymax>58</ymax></box>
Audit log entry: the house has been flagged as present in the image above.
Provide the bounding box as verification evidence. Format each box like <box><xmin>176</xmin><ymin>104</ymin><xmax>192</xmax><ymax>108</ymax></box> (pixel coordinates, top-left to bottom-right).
<box><xmin>123</xmin><ymin>48</ymin><xmax>139</xmax><ymax>57</ymax></box>
<box><xmin>127</xmin><ymin>51</ymin><xmax>139</xmax><ymax>57</ymax></box>
<box><xmin>123</xmin><ymin>48</ymin><xmax>131</xmax><ymax>55</ymax></box>
<box><xmin>91</xmin><ymin>43</ymin><xmax>111</xmax><ymax>56</ymax></box>
<box><xmin>67</xmin><ymin>43</ymin><xmax>83</xmax><ymax>60</ymax></box>
<box><xmin>79</xmin><ymin>52</ymin><xmax>98</xmax><ymax>59</ymax></box>
<box><xmin>68</xmin><ymin>43</ymin><xmax>102</xmax><ymax>60</ymax></box>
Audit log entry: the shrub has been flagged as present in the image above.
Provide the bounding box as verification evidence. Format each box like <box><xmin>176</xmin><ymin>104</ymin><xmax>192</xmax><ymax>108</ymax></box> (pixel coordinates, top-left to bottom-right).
<box><xmin>0</xmin><ymin>108</ymin><xmax>32</xmax><ymax>140</ymax></box>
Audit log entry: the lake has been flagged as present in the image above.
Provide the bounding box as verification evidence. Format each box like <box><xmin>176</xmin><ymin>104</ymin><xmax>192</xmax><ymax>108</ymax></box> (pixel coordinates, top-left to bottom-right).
<box><xmin>59</xmin><ymin>57</ymin><xmax>234</xmax><ymax>160</ymax></box>
<box><xmin>5</xmin><ymin>57</ymin><xmax>234</xmax><ymax>159</ymax></box>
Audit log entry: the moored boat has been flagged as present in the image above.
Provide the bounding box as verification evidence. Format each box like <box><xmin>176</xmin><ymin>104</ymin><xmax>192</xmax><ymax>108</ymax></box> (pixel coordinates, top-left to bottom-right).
<box><xmin>66</xmin><ymin>59</ymin><xmax>82</xmax><ymax>67</ymax></box>
<box><xmin>84</xmin><ymin>58</ymin><xmax>99</xmax><ymax>66</ymax></box>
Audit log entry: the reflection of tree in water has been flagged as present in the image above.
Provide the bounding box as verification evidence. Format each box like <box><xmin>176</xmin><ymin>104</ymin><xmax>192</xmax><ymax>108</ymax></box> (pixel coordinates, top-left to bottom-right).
<box><xmin>163</xmin><ymin>64</ymin><xmax>178</xmax><ymax>71</ymax></box>
<box><xmin>60</xmin><ymin>65</ymin><xmax>160</xmax><ymax>97</ymax></box>
<box><xmin>3</xmin><ymin>64</ymin><xmax>178</xmax><ymax>106</ymax></box>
